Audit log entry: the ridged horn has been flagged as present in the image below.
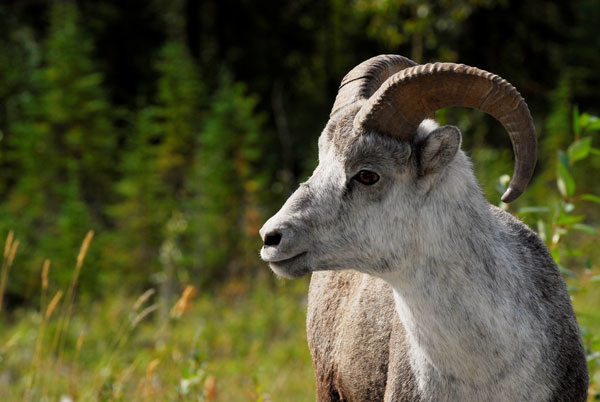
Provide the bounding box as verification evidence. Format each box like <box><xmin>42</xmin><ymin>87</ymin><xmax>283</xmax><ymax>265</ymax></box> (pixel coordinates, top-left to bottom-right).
<box><xmin>330</xmin><ymin>55</ymin><xmax>418</xmax><ymax>118</ymax></box>
<box><xmin>355</xmin><ymin>63</ymin><xmax>537</xmax><ymax>203</ymax></box>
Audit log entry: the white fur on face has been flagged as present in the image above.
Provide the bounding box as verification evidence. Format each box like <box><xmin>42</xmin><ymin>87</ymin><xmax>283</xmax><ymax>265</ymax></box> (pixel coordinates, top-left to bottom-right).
<box><xmin>261</xmin><ymin>119</ymin><xmax>443</xmax><ymax>277</ymax></box>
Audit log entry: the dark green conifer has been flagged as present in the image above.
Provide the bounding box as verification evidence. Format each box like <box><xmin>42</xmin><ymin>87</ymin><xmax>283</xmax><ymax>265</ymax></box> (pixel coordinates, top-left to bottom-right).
<box><xmin>112</xmin><ymin>41</ymin><xmax>204</xmax><ymax>287</ymax></box>
<box><xmin>2</xmin><ymin>2</ymin><xmax>117</xmax><ymax>291</ymax></box>
<box><xmin>186</xmin><ymin>76</ymin><xmax>267</xmax><ymax>286</ymax></box>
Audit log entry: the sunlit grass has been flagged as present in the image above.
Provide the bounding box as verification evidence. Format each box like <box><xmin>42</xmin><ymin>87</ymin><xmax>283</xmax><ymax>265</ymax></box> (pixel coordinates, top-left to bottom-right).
<box><xmin>0</xmin><ymin>232</ymin><xmax>314</xmax><ymax>401</ymax></box>
<box><xmin>0</xmin><ymin>282</ymin><xmax>315</xmax><ymax>401</ymax></box>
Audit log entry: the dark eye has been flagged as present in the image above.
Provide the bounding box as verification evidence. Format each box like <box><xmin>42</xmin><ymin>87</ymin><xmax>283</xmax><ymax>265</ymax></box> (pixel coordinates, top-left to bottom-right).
<box><xmin>353</xmin><ymin>170</ymin><xmax>380</xmax><ymax>185</ymax></box>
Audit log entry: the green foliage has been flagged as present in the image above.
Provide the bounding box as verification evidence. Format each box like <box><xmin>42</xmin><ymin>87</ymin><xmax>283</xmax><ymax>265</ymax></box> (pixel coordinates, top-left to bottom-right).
<box><xmin>189</xmin><ymin>76</ymin><xmax>266</xmax><ymax>286</ymax></box>
<box><xmin>351</xmin><ymin>0</ymin><xmax>496</xmax><ymax>61</ymax></box>
<box><xmin>1</xmin><ymin>2</ymin><xmax>116</xmax><ymax>293</ymax></box>
<box><xmin>518</xmin><ymin>108</ymin><xmax>600</xmax><ymax>268</ymax></box>
<box><xmin>0</xmin><ymin>11</ymin><xmax>39</xmax><ymax>198</ymax></box>
<box><xmin>111</xmin><ymin>41</ymin><xmax>205</xmax><ymax>285</ymax></box>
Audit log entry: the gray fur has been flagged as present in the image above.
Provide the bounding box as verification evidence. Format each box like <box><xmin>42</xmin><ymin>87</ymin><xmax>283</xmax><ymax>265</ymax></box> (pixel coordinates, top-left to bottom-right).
<box><xmin>259</xmin><ymin>114</ymin><xmax>589</xmax><ymax>401</ymax></box>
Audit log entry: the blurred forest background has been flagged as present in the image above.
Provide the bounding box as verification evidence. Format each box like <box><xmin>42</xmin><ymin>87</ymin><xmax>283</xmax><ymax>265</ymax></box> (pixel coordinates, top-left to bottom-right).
<box><xmin>0</xmin><ymin>0</ymin><xmax>599</xmax><ymax>400</ymax></box>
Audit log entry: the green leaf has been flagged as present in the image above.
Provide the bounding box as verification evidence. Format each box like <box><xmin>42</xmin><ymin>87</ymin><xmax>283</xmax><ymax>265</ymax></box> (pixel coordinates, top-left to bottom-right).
<box><xmin>550</xmin><ymin>248</ymin><xmax>560</xmax><ymax>263</ymax></box>
<box><xmin>567</xmin><ymin>137</ymin><xmax>592</xmax><ymax>162</ymax></box>
<box><xmin>581</xmin><ymin>194</ymin><xmax>600</xmax><ymax>204</ymax></box>
<box><xmin>556</xmin><ymin>157</ymin><xmax>575</xmax><ymax>197</ymax></box>
<box><xmin>590</xmin><ymin>148</ymin><xmax>600</xmax><ymax>156</ymax></box>
<box><xmin>537</xmin><ymin>220</ymin><xmax>547</xmax><ymax>243</ymax></box>
<box><xmin>586</xmin><ymin>115</ymin><xmax>600</xmax><ymax>131</ymax></box>
<box><xmin>556</xmin><ymin>214</ymin><xmax>584</xmax><ymax>225</ymax></box>
<box><xmin>578</xmin><ymin>113</ymin><xmax>590</xmax><ymax>129</ymax></box>
<box><xmin>567</xmin><ymin>249</ymin><xmax>585</xmax><ymax>257</ymax></box>
<box><xmin>572</xmin><ymin>223</ymin><xmax>597</xmax><ymax>234</ymax></box>
<box><xmin>572</xmin><ymin>105</ymin><xmax>580</xmax><ymax>136</ymax></box>
<box><xmin>558</xmin><ymin>150</ymin><xmax>570</xmax><ymax>169</ymax></box>
<box><xmin>518</xmin><ymin>206</ymin><xmax>550</xmax><ymax>214</ymax></box>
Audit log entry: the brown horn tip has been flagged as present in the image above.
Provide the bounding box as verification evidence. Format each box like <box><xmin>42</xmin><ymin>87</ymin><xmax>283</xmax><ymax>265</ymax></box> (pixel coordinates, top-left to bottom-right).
<box><xmin>501</xmin><ymin>187</ymin><xmax>520</xmax><ymax>203</ymax></box>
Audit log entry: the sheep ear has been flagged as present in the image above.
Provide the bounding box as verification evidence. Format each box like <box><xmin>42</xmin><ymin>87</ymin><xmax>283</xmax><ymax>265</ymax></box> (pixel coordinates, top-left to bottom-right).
<box><xmin>417</xmin><ymin>125</ymin><xmax>461</xmax><ymax>176</ymax></box>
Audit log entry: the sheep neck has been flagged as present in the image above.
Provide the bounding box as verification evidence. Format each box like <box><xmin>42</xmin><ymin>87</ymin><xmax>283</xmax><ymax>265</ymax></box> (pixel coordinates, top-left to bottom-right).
<box><xmin>380</xmin><ymin>200</ymin><xmax>546</xmax><ymax>400</ymax></box>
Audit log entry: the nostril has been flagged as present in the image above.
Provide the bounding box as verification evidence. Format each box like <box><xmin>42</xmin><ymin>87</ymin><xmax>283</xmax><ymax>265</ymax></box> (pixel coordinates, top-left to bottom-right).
<box><xmin>264</xmin><ymin>232</ymin><xmax>282</xmax><ymax>247</ymax></box>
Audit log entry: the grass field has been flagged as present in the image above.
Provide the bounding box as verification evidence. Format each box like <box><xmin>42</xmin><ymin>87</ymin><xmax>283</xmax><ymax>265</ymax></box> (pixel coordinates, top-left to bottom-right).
<box><xmin>0</xmin><ymin>274</ymin><xmax>315</xmax><ymax>401</ymax></box>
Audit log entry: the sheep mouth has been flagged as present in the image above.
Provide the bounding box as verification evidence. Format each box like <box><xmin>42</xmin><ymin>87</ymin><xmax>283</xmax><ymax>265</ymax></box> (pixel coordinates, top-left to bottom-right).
<box><xmin>268</xmin><ymin>252</ymin><xmax>310</xmax><ymax>279</ymax></box>
<box><xmin>268</xmin><ymin>251</ymin><xmax>307</xmax><ymax>264</ymax></box>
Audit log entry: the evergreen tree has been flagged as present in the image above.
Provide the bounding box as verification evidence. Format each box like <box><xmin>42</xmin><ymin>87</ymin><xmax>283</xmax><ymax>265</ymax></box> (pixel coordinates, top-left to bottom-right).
<box><xmin>1</xmin><ymin>2</ymin><xmax>117</xmax><ymax>293</ymax></box>
<box><xmin>186</xmin><ymin>76</ymin><xmax>267</xmax><ymax>287</ymax></box>
<box><xmin>112</xmin><ymin>41</ymin><xmax>204</xmax><ymax>289</ymax></box>
<box><xmin>0</xmin><ymin>7</ymin><xmax>39</xmax><ymax>200</ymax></box>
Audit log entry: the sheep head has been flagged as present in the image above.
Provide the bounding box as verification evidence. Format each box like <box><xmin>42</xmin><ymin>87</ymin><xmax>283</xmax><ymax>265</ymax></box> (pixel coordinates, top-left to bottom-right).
<box><xmin>260</xmin><ymin>55</ymin><xmax>537</xmax><ymax>279</ymax></box>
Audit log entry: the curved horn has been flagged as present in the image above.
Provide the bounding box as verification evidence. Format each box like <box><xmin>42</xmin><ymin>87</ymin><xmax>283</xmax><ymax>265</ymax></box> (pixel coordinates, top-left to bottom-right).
<box><xmin>330</xmin><ymin>55</ymin><xmax>418</xmax><ymax>118</ymax></box>
<box><xmin>355</xmin><ymin>63</ymin><xmax>537</xmax><ymax>203</ymax></box>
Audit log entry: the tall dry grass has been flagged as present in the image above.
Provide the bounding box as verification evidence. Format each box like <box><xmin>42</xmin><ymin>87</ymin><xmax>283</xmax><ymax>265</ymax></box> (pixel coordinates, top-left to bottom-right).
<box><xmin>0</xmin><ymin>230</ymin><xmax>19</xmax><ymax>311</ymax></box>
<box><xmin>0</xmin><ymin>230</ymin><xmax>245</xmax><ymax>401</ymax></box>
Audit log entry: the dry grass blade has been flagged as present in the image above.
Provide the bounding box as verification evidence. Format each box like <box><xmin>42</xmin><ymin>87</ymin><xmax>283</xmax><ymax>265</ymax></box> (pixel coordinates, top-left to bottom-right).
<box><xmin>95</xmin><ymin>295</ymin><xmax>159</xmax><ymax>389</ymax></box>
<box><xmin>76</xmin><ymin>331</ymin><xmax>86</xmax><ymax>352</ymax></box>
<box><xmin>133</xmin><ymin>288</ymin><xmax>155</xmax><ymax>311</ymax></box>
<box><xmin>204</xmin><ymin>375</ymin><xmax>217</xmax><ymax>400</ymax></box>
<box><xmin>24</xmin><ymin>260</ymin><xmax>55</xmax><ymax>401</ymax></box>
<box><xmin>48</xmin><ymin>230</ymin><xmax>94</xmax><ymax>397</ymax></box>
<box><xmin>55</xmin><ymin>230</ymin><xmax>94</xmax><ymax>341</ymax></box>
<box><xmin>46</xmin><ymin>290</ymin><xmax>63</xmax><ymax>319</ymax></box>
<box><xmin>144</xmin><ymin>359</ymin><xmax>160</xmax><ymax>400</ymax></box>
<box><xmin>41</xmin><ymin>259</ymin><xmax>50</xmax><ymax>290</ymax></box>
<box><xmin>104</xmin><ymin>290</ymin><xmax>156</xmax><ymax>361</ymax></box>
<box><xmin>146</xmin><ymin>359</ymin><xmax>159</xmax><ymax>380</ymax></box>
<box><xmin>37</xmin><ymin>289</ymin><xmax>63</xmax><ymax>399</ymax></box>
<box><xmin>91</xmin><ymin>293</ymin><xmax>161</xmax><ymax>396</ymax></box>
<box><xmin>76</xmin><ymin>231</ymin><xmax>94</xmax><ymax>270</ymax></box>
<box><xmin>3</xmin><ymin>230</ymin><xmax>13</xmax><ymax>258</ymax></box>
<box><xmin>69</xmin><ymin>331</ymin><xmax>86</xmax><ymax>399</ymax></box>
<box><xmin>0</xmin><ymin>332</ymin><xmax>21</xmax><ymax>354</ymax></box>
<box><xmin>0</xmin><ymin>232</ymin><xmax>19</xmax><ymax>312</ymax></box>
<box><xmin>131</xmin><ymin>304</ymin><xmax>158</xmax><ymax>328</ymax></box>
<box><xmin>171</xmin><ymin>284</ymin><xmax>197</xmax><ymax>318</ymax></box>
<box><xmin>7</xmin><ymin>240</ymin><xmax>19</xmax><ymax>266</ymax></box>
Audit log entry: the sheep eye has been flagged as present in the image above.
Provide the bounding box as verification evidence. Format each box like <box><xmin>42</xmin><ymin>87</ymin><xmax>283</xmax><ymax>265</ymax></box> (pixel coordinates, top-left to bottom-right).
<box><xmin>353</xmin><ymin>170</ymin><xmax>380</xmax><ymax>185</ymax></box>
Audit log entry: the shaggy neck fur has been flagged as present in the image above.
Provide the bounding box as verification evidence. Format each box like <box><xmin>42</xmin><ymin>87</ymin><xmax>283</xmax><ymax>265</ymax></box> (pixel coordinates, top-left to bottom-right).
<box><xmin>380</xmin><ymin>153</ymin><xmax>551</xmax><ymax>401</ymax></box>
